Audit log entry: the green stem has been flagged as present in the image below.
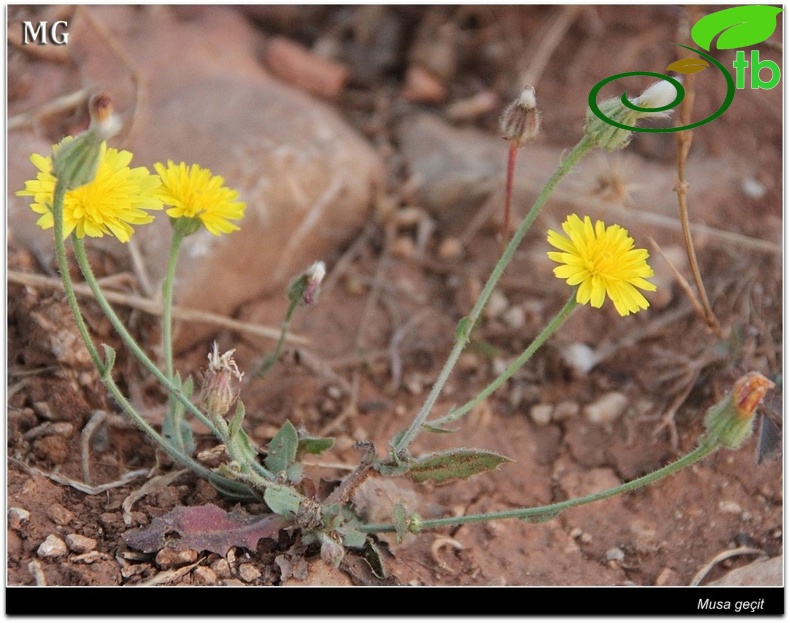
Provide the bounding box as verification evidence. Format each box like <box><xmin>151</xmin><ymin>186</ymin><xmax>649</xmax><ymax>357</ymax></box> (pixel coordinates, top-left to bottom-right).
<box><xmin>393</xmin><ymin>135</ymin><xmax>594</xmax><ymax>455</ymax></box>
<box><xmin>70</xmin><ymin>237</ymin><xmax>224</xmax><ymax>440</ymax></box>
<box><xmin>49</xmin><ymin>181</ymin><xmax>255</xmax><ymax>499</ymax></box>
<box><xmin>162</xmin><ymin>228</ymin><xmax>185</xmax><ymax>451</ymax></box>
<box><xmin>430</xmin><ymin>295</ymin><xmax>578</xmax><ymax>429</ymax></box>
<box><xmin>256</xmin><ymin>296</ymin><xmax>299</xmax><ymax>378</ymax></box>
<box><xmin>51</xmin><ymin>182</ymin><xmax>106</xmax><ymax>374</ymax></box>
<box><xmin>361</xmin><ymin>437</ymin><xmax>719</xmax><ymax>533</ymax></box>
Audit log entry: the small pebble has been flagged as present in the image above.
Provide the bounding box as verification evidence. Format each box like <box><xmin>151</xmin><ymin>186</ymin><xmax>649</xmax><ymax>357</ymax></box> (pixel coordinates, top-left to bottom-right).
<box><xmin>719</xmin><ymin>500</ymin><xmax>742</xmax><ymax>514</ymax></box>
<box><xmin>553</xmin><ymin>401</ymin><xmax>579</xmax><ymax>421</ymax></box>
<box><xmin>47</xmin><ymin>503</ymin><xmax>75</xmax><ymax>526</ymax></box>
<box><xmin>606</xmin><ymin>547</ymin><xmax>625</xmax><ymax>562</ymax></box>
<box><xmin>193</xmin><ymin>566</ymin><xmax>218</xmax><ymax>586</ymax></box>
<box><xmin>8</xmin><ymin>507</ymin><xmax>30</xmax><ymax>530</ymax></box>
<box><xmin>238</xmin><ymin>563</ymin><xmax>262</xmax><ymax>583</ymax></box>
<box><xmin>654</xmin><ymin>567</ymin><xmax>680</xmax><ymax>586</ymax></box>
<box><xmin>155</xmin><ymin>548</ymin><xmax>198</xmax><ymax>569</ymax></box>
<box><xmin>742</xmin><ymin>177</ymin><xmax>767</xmax><ymax>199</ymax></box>
<box><xmin>437</xmin><ymin>236</ymin><xmax>463</xmax><ymax>259</ymax></box>
<box><xmin>561</xmin><ymin>343</ymin><xmax>598</xmax><ymax>376</ymax></box>
<box><xmin>210</xmin><ymin>558</ymin><xmax>232</xmax><ymax>579</ymax></box>
<box><xmin>502</xmin><ymin>306</ymin><xmax>526</xmax><ymax>330</ymax></box>
<box><xmin>584</xmin><ymin>392</ymin><xmax>629</xmax><ymax>425</ymax></box>
<box><xmin>530</xmin><ymin>404</ymin><xmax>553</xmax><ymax>426</ymax></box>
<box><xmin>37</xmin><ymin>534</ymin><xmax>68</xmax><ymax>558</ymax></box>
<box><xmin>65</xmin><ymin>533</ymin><xmax>97</xmax><ymax>554</ymax></box>
<box><xmin>569</xmin><ymin>527</ymin><xmax>583</xmax><ymax>539</ymax></box>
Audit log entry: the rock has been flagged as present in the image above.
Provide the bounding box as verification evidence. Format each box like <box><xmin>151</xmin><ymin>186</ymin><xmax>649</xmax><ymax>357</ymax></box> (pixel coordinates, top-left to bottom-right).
<box><xmin>192</xmin><ymin>566</ymin><xmax>218</xmax><ymax>586</ymax></box>
<box><xmin>155</xmin><ymin>547</ymin><xmax>198</xmax><ymax>569</ymax></box>
<box><xmin>237</xmin><ymin>562</ymin><xmax>262</xmax><ymax>583</ymax></box>
<box><xmin>8</xmin><ymin>507</ymin><xmax>30</xmax><ymax>530</ymax></box>
<box><xmin>65</xmin><ymin>533</ymin><xmax>97</xmax><ymax>554</ymax></box>
<box><xmin>606</xmin><ymin>547</ymin><xmax>625</xmax><ymax>562</ymax></box>
<box><xmin>8</xmin><ymin>6</ymin><xmax>382</xmax><ymax>351</ymax></box>
<box><xmin>584</xmin><ymin>391</ymin><xmax>629</xmax><ymax>425</ymax></box>
<box><xmin>37</xmin><ymin>534</ymin><xmax>68</xmax><ymax>558</ymax></box>
<box><xmin>708</xmin><ymin>556</ymin><xmax>782</xmax><ymax>586</ymax></box>
<box><xmin>402</xmin><ymin>65</ymin><xmax>446</xmax><ymax>103</ymax></box>
<box><xmin>530</xmin><ymin>404</ymin><xmax>553</xmax><ymax>426</ymax></box>
<box><xmin>46</xmin><ymin>503</ymin><xmax>75</xmax><ymax>526</ymax></box>
<box><xmin>561</xmin><ymin>343</ymin><xmax>598</xmax><ymax>377</ymax></box>
<box><xmin>264</xmin><ymin>36</ymin><xmax>350</xmax><ymax>99</ymax></box>
<box><xmin>396</xmin><ymin>111</ymin><xmax>747</xmax><ymax>254</ymax></box>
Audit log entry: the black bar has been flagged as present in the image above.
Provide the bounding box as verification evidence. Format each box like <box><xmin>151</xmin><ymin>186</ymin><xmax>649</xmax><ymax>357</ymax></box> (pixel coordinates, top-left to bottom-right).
<box><xmin>5</xmin><ymin>586</ymin><xmax>784</xmax><ymax>616</ymax></box>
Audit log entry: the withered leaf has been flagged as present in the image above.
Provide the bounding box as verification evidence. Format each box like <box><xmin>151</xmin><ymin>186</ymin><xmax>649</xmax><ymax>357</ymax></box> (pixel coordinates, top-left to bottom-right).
<box><xmin>123</xmin><ymin>503</ymin><xmax>291</xmax><ymax>556</ymax></box>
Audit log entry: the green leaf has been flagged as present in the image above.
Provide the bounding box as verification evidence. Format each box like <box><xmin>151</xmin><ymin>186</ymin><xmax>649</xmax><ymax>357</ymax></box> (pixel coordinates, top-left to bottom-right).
<box><xmin>296</xmin><ymin>435</ymin><xmax>335</xmax><ymax>459</ymax></box>
<box><xmin>691</xmin><ymin>5</ymin><xmax>782</xmax><ymax>51</ymax></box>
<box><xmin>264</xmin><ymin>486</ymin><xmax>302</xmax><ymax>518</ymax></box>
<box><xmin>340</xmin><ymin>527</ymin><xmax>367</xmax><ymax>549</ymax></box>
<box><xmin>455</xmin><ymin>316</ymin><xmax>471</xmax><ymax>342</ymax></box>
<box><xmin>264</xmin><ymin>420</ymin><xmax>298</xmax><ymax>474</ymax></box>
<box><xmin>422</xmin><ymin>423</ymin><xmax>457</xmax><ymax>434</ymax></box>
<box><xmin>404</xmin><ymin>448</ymin><xmax>514</xmax><ymax>484</ymax></box>
<box><xmin>363</xmin><ymin>538</ymin><xmax>387</xmax><ymax>579</ymax></box>
<box><xmin>392</xmin><ymin>502</ymin><xmax>408</xmax><ymax>545</ymax></box>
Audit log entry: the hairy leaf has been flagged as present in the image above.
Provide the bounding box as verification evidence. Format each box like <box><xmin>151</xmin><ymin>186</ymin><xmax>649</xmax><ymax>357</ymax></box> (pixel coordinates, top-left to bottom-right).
<box><xmin>264</xmin><ymin>419</ymin><xmax>298</xmax><ymax>474</ymax></box>
<box><xmin>691</xmin><ymin>6</ymin><xmax>782</xmax><ymax>51</ymax></box>
<box><xmin>404</xmin><ymin>448</ymin><xmax>513</xmax><ymax>484</ymax></box>
<box><xmin>296</xmin><ymin>435</ymin><xmax>334</xmax><ymax>459</ymax></box>
<box><xmin>264</xmin><ymin>486</ymin><xmax>302</xmax><ymax>518</ymax></box>
<box><xmin>122</xmin><ymin>504</ymin><xmax>289</xmax><ymax>555</ymax></box>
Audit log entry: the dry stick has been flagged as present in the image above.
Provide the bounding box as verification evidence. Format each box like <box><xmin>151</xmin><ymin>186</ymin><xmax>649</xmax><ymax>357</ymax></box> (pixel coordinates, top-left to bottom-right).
<box><xmin>648</xmin><ymin>237</ymin><xmax>707</xmax><ymax>322</ymax></box>
<box><xmin>8</xmin><ymin>89</ymin><xmax>90</xmax><ymax>131</ymax></box>
<box><xmin>674</xmin><ymin>7</ymin><xmax>723</xmax><ymax>339</ymax></box>
<box><xmin>76</xmin><ymin>5</ymin><xmax>147</xmax><ymax>144</ymax></box>
<box><xmin>518</xmin><ymin>5</ymin><xmax>581</xmax><ymax>87</ymax></box>
<box><xmin>8</xmin><ymin>270</ymin><xmax>309</xmax><ymax>345</ymax></box>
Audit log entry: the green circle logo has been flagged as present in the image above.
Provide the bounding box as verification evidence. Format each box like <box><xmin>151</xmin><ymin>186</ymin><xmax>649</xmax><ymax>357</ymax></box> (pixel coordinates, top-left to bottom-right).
<box><xmin>588</xmin><ymin>44</ymin><xmax>736</xmax><ymax>133</ymax></box>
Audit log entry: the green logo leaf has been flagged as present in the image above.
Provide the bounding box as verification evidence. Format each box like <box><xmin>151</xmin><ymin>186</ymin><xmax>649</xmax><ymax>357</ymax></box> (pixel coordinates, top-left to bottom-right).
<box><xmin>691</xmin><ymin>5</ymin><xmax>783</xmax><ymax>51</ymax></box>
<box><xmin>666</xmin><ymin>58</ymin><xmax>710</xmax><ymax>74</ymax></box>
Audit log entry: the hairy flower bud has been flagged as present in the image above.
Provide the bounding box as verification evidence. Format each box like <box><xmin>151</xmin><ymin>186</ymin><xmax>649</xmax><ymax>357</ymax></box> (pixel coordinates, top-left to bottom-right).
<box><xmin>585</xmin><ymin>79</ymin><xmax>679</xmax><ymax>151</ymax></box>
<box><xmin>500</xmin><ymin>85</ymin><xmax>541</xmax><ymax>146</ymax></box>
<box><xmin>704</xmin><ymin>371</ymin><xmax>775</xmax><ymax>449</ymax></box>
<box><xmin>200</xmin><ymin>342</ymin><xmax>244</xmax><ymax>418</ymax></box>
<box><xmin>52</xmin><ymin>92</ymin><xmax>122</xmax><ymax>190</ymax></box>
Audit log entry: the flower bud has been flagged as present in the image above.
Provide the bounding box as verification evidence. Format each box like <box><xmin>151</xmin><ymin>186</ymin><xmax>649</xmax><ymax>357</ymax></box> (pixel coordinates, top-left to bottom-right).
<box><xmin>704</xmin><ymin>371</ymin><xmax>775</xmax><ymax>449</ymax></box>
<box><xmin>88</xmin><ymin>92</ymin><xmax>123</xmax><ymax>140</ymax></box>
<box><xmin>52</xmin><ymin>92</ymin><xmax>122</xmax><ymax>190</ymax></box>
<box><xmin>585</xmin><ymin>79</ymin><xmax>679</xmax><ymax>151</ymax></box>
<box><xmin>500</xmin><ymin>85</ymin><xmax>541</xmax><ymax>146</ymax></box>
<box><xmin>288</xmin><ymin>261</ymin><xmax>326</xmax><ymax>306</ymax></box>
<box><xmin>199</xmin><ymin>342</ymin><xmax>244</xmax><ymax>418</ymax></box>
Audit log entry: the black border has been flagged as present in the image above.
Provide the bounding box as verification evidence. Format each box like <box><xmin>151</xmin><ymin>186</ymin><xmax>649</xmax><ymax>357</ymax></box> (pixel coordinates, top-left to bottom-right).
<box><xmin>5</xmin><ymin>586</ymin><xmax>785</xmax><ymax>616</ymax></box>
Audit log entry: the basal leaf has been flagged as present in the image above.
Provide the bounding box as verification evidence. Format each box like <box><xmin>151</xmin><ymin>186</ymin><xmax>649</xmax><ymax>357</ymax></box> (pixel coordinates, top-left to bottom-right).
<box><xmin>691</xmin><ymin>6</ymin><xmax>782</xmax><ymax>51</ymax></box>
<box><xmin>263</xmin><ymin>486</ymin><xmax>302</xmax><ymax>518</ymax></box>
<box><xmin>122</xmin><ymin>503</ymin><xmax>289</xmax><ymax>555</ymax></box>
<box><xmin>264</xmin><ymin>419</ymin><xmax>298</xmax><ymax>474</ymax></box>
<box><xmin>404</xmin><ymin>448</ymin><xmax>513</xmax><ymax>484</ymax></box>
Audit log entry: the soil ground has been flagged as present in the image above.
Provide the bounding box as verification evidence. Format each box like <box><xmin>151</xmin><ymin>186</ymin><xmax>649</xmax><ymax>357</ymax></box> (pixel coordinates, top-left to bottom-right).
<box><xmin>6</xmin><ymin>5</ymin><xmax>783</xmax><ymax>599</ymax></box>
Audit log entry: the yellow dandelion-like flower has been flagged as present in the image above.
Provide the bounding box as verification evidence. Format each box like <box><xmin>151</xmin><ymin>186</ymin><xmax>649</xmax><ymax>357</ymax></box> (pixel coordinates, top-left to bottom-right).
<box><xmin>153</xmin><ymin>161</ymin><xmax>246</xmax><ymax>236</ymax></box>
<box><xmin>16</xmin><ymin>140</ymin><xmax>163</xmax><ymax>243</ymax></box>
<box><xmin>547</xmin><ymin>214</ymin><xmax>656</xmax><ymax>317</ymax></box>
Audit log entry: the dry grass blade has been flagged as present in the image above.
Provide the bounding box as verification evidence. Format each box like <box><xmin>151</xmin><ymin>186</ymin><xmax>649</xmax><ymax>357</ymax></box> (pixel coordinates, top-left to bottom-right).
<box><xmin>690</xmin><ymin>547</ymin><xmax>767</xmax><ymax>586</ymax></box>
<box><xmin>8</xmin><ymin>270</ymin><xmax>308</xmax><ymax>345</ymax></box>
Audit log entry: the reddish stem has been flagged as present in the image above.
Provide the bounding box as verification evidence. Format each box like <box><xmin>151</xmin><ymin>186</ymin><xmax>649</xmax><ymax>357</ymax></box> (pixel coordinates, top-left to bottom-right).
<box><xmin>503</xmin><ymin>141</ymin><xmax>518</xmax><ymax>248</ymax></box>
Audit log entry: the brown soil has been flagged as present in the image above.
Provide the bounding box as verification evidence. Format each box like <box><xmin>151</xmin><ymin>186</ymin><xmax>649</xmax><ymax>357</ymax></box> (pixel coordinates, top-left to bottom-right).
<box><xmin>6</xmin><ymin>4</ymin><xmax>783</xmax><ymax>600</ymax></box>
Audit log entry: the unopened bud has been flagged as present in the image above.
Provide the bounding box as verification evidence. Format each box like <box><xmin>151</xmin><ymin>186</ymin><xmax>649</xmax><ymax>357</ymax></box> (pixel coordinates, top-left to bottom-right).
<box><xmin>200</xmin><ymin>342</ymin><xmax>244</xmax><ymax>418</ymax></box>
<box><xmin>88</xmin><ymin>92</ymin><xmax>122</xmax><ymax>140</ymax></box>
<box><xmin>585</xmin><ymin>79</ymin><xmax>679</xmax><ymax>151</ymax></box>
<box><xmin>52</xmin><ymin>92</ymin><xmax>122</xmax><ymax>190</ymax></box>
<box><xmin>500</xmin><ymin>85</ymin><xmax>541</xmax><ymax>146</ymax></box>
<box><xmin>704</xmin><ymin>371</ymin><xmax>775</xmax><ymax>449</ymax></box>
<box><xmin>288</xmin><ymin>261</ymin><xmax>327</xmax><ymax>306</ymax></box>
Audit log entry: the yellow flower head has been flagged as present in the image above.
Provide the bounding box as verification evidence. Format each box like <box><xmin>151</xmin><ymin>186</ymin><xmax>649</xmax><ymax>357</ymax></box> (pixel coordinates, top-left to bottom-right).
<box><xmin>16</xmin><ymin>139</ymin><xmax>163</xmax><ymax>242</ymax></box>
<box><xmin>547</xmin><ymin>214</ymin><xmax>656</xmax><ymax>316</ymax></box>
<box><xmin>153</xmin><ymin>161</ymin><xmax>246</xmax><ymax>236</ymax></box>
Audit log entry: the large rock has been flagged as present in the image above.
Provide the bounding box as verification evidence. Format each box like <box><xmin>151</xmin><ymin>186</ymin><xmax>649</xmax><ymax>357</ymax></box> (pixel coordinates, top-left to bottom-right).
<box><xmin>8</xmin><ymin>6</ymin><xmax>382</xmax><ymax>349</ymax></box>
